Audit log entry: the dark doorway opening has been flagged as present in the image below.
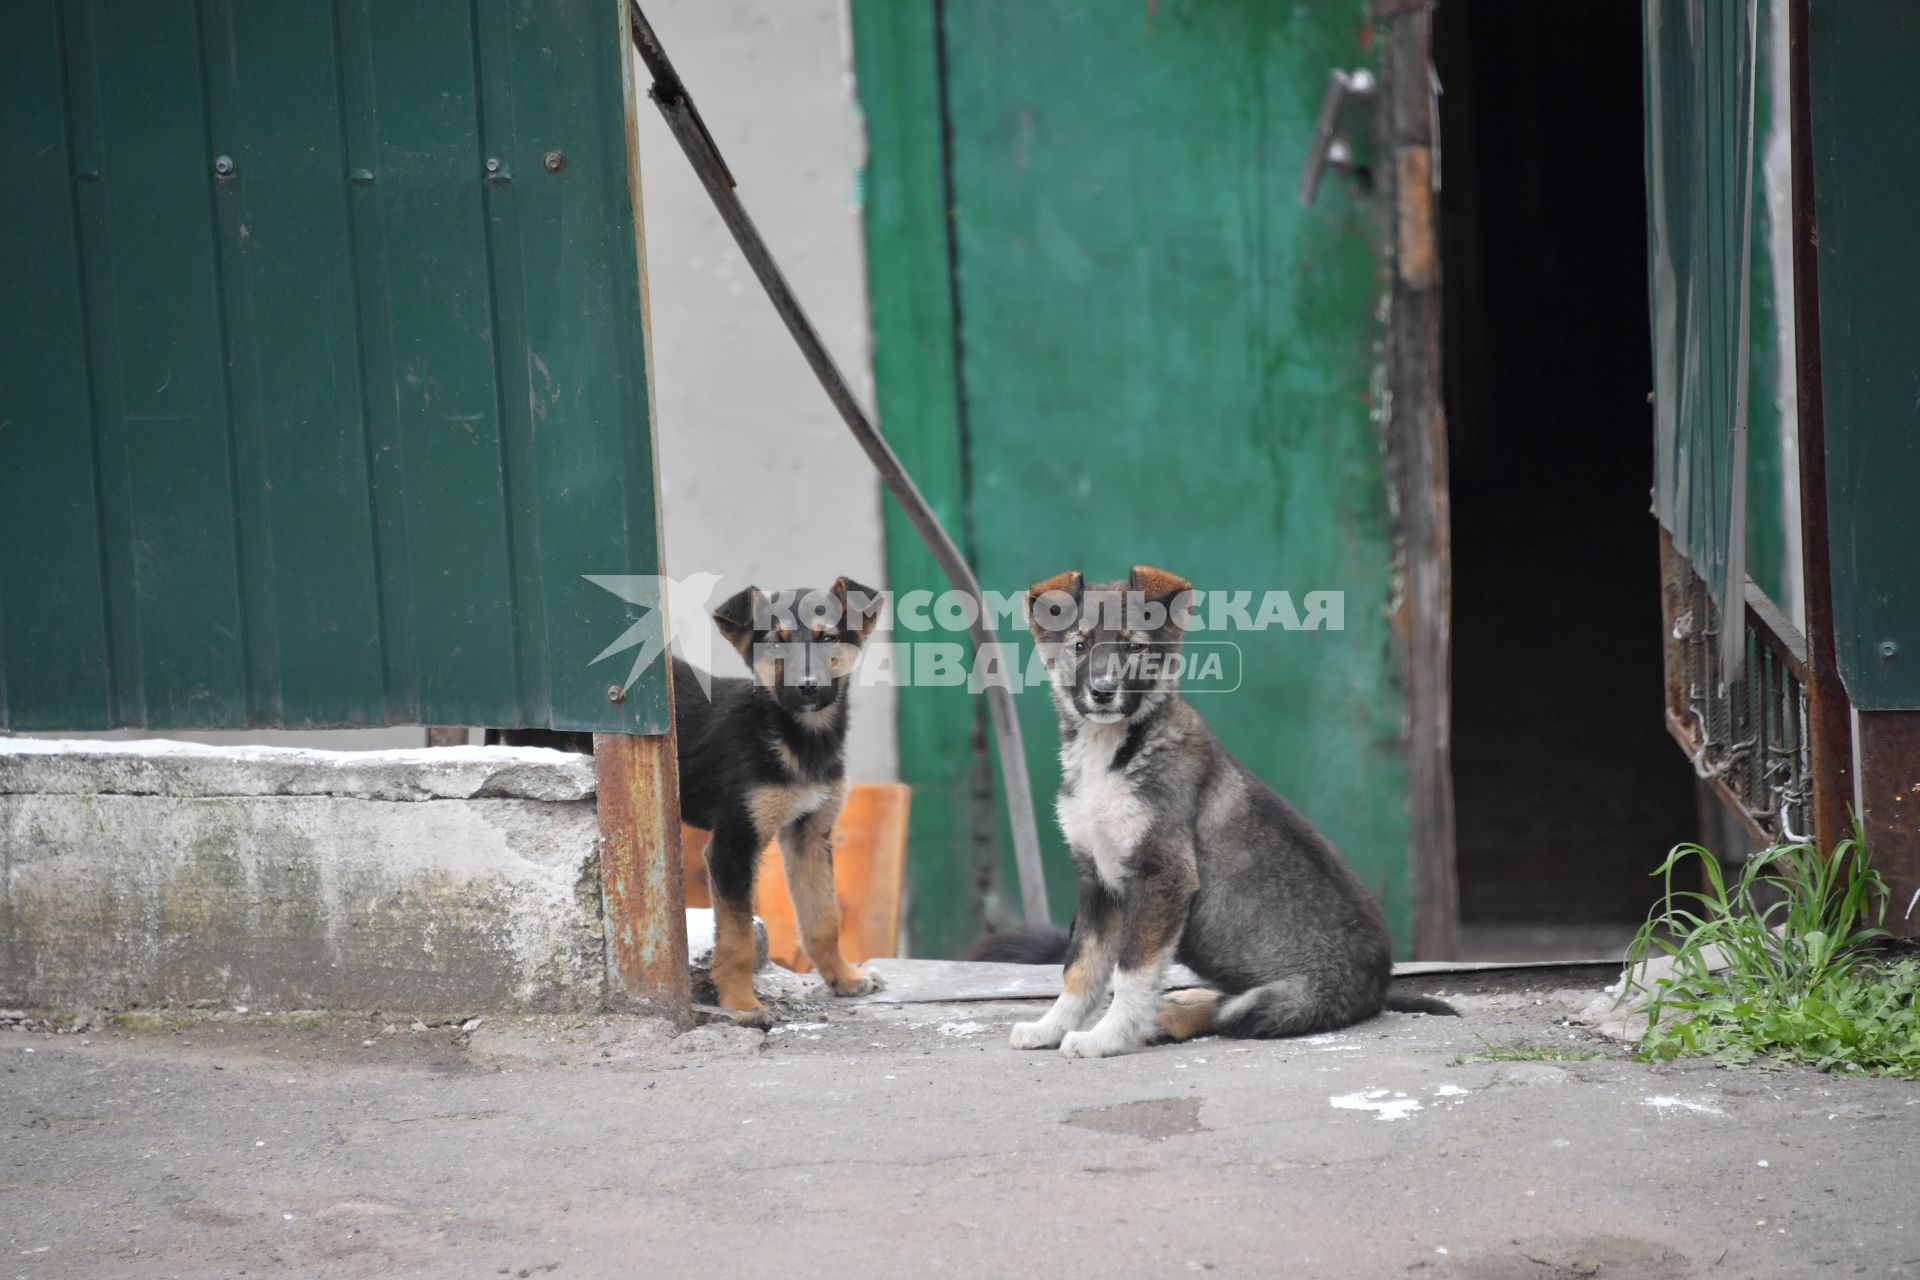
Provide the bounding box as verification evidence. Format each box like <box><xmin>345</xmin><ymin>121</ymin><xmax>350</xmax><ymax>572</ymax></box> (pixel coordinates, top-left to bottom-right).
<box><xmin>1435</xmin><ymin>1</ymin><xmax>1698</xmax><ymax>958</ymax></box>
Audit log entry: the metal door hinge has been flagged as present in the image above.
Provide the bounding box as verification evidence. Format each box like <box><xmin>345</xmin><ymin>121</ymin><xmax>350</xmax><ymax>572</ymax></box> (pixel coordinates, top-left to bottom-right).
<box><xmin>1298</xmin><ymin>68</ymin><xmax>1376</xmax><ymax>205</ymax></box>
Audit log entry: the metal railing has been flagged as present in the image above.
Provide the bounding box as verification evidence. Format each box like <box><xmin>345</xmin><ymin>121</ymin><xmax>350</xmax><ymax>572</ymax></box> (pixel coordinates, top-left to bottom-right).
<box><xmin>1660</xmin><ymin>532</ymin><xmax>1813</xmax><ymax>845</ymax></box>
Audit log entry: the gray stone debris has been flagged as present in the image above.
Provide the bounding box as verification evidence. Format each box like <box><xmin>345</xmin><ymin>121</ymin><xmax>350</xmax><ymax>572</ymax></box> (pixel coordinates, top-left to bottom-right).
<box><xmin>1574</xmin><ymin>945</ymin><xmax>1729</xmax><ymax>1043</ymax></box>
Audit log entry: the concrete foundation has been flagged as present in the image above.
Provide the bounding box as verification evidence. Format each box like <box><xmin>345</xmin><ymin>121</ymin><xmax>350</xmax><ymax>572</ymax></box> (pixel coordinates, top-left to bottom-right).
<box><xmin>0</xmin><ymin>741</ymin><xmax>605</xmax><ymax>1018</ymax></box>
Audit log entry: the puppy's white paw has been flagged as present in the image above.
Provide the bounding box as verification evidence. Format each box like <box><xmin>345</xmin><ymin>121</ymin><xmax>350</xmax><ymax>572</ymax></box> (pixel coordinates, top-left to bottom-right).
<box><xmin>825</xmin><ymin>966</ymin><xmax>883</xmax><ymax>998</ymax></box>
<box><xmin>1059</xmin><ymin>1026</ymin><xmax>1133</xmax><ymax>1059</ymax></box>
<box><xmin>1009</xmin><ymin>1019</ymin><xmax>1065</xmax><ymax>1050</ymax></box>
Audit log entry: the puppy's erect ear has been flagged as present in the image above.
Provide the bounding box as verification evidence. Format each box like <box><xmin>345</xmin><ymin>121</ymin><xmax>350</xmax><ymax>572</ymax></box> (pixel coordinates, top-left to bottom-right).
<box><xmin>711</xmin><ymin>585</ymin><xmax>765</xmax><ymax>658</ymax></box>
<box><xmin>832</xmin><ymin>576</ymin><xmax>882</xmax><ymax>647</ymax></box>
<box><xmin>1027</xmin><ymin>569</ymin><xmax>1084</xmax><ymax>640</ymax></box>
<box><xmin>1129</xmin><ymin>565</ymin><xmax>1196</xmax><ymax>632</ymax></box>
<box><xmin>1129</xmin><ymin>565</ymin><xmax>1191</xmax><ymax>601</ymax></box>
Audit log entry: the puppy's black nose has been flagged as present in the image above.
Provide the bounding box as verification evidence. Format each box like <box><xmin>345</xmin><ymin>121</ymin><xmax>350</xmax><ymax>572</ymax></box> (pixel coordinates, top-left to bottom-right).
<box><xmin>1088</xmin><ymin>662</ymin><xmax>1120</xmax><ymax>702</ymax></box>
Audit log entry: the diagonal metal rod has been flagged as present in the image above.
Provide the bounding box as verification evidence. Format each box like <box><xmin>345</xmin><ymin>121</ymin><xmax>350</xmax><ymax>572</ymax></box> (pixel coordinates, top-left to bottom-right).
<box><xmin>627</xmin><ymin>2</ymin><xmax>1050</xmax><ymax>927</ymax></box>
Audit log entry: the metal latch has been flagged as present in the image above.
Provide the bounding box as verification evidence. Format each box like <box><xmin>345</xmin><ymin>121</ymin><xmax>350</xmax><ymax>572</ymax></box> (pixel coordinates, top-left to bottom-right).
<box><xmin>1297</xmin><ymin>68</ymin><xmax>1377</xmax><ymax>205</ymax></box>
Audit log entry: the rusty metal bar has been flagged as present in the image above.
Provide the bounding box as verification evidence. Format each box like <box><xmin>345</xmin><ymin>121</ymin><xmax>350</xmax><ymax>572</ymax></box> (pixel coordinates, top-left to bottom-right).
<box><xmin>1855</xmin><ymin>713</ymin><xmax>1920</xmax><ymax>938</ymax></box>
<box><xmin>1659</xmin><ymin>527</ymin><xmax>1693</xmax><ymax>744</ymax></box>
<box><xmin>590</xmin><ymin>0</ymin><xmax>693</xmax><ymax>1024</ymax></box>
<box><xmin>1787</xmin><ymin>0</ymin><xmax>1854</xmax><ymax>856</ymax></box>
<box><xmin>626</xmin><ymin>1</ymin><xmax>1051</xmax><ymax>925</ymax></box>
<box><xmin>594</xmin><ymin>731</ymin><xmax>692</xmax><ymax>1023</ymax></box>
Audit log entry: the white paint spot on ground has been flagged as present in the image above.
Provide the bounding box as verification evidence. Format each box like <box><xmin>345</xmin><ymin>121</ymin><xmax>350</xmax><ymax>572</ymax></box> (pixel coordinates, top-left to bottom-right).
<box><xmin>1331</xmin><ymin>1089</ymin><xmax>1423</xmax><ymax>1122</ymax></box>
<box><xmin>937</xmin><ymin>1021</ymin><xmax>986</xmax><ymax>1038</ymax></box>
<box><xmin>1643</xmin><ymin>1095</ymin><xmax>1725</xmax><ymax>1116</ymax></box>
<box><xmin>1432</xmin><ymin>1084</ymin><xmax>1469</xmax><ymax>1098</ymax></box>
<box><xmin>1304</xmin><ymin>1033</ymin><xmax>1362</xmax><ymax>1053</ymax></box>
<box><xmin>769</xmin><ymin>1022</ymin><xmax>830</xmax><ymax>1037</ymax></box>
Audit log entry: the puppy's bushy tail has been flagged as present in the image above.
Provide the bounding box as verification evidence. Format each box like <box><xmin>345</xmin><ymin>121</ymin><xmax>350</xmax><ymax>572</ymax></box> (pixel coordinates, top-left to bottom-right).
<box><xmin>1215</xmin><ymin>980</ymin><xmax>1354</xmax><ymax>1039</ymax></box>
<box><xmin>1215</xmin><ymin>980</ymin><xmax>1459</xmax><ymax>1038</ymax></box>
<box><xmin>1385</xmin><ymin>992</ymin><xmax>1459</xmax><ymax>1017</ymax></box>
<box><xmin>962</xmin><ymin>925</ymin><xmax>1070</xmax><ymax>965</ymax></box>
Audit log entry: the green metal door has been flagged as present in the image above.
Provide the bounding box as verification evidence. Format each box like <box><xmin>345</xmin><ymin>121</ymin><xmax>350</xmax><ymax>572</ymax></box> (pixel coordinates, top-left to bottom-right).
<box><xmin>1807</xmin><ymin>0</ymin><xmax>1920</xmax><ymax>712</ymax></box>
<box><xmin>0</xmin><ymin>0</ymin><xmax>667</xmax><ymax>735</ymax></box>
<box><xmin>854</xmin><ymin>1</ymin><xmax>1410</xmax><ymax>955</ymax></box>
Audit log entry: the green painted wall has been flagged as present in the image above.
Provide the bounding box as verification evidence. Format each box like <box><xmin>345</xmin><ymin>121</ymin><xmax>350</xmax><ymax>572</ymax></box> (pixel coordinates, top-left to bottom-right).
<box><xmin>0</xmin><ymin>0</ymin><xmax>667</xmax><ymax>735</ymax></box>
<box><xmin>1645</xmin><ymin>0</ymin><xmax>1764</xmax><ymax>640</ymax></box>
<box><xmin>850</xmin><ymin>1</ymin><xmax>983</xmax><ymax>958</ymax></box>
<box><xmin>855</xmin><ymin>0</ymin><xmax>1408</xmax><ymax>956</ymax></box>
<box><xmin>1743</xmin><ymin>0</ymin><xmax>1789</xmax><ymax>609</ymax></box>
<box><xmin>1808</xmin><ymin>0</ymin><xmax>1920</xmax><ymax>710</ymax></box>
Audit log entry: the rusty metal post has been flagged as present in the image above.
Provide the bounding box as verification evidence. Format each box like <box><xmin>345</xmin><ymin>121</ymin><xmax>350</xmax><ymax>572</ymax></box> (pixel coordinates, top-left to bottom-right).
<box><xmin>1855</xmin><ymin>714</ymin><xmax>1920</xmax><ymax>936</ymax></box>
<box><xmin>594</xmin><ymin>731</ymin><xmax>692</xmax><ymax>1023</ymax></box>
<box><xmin>602</xmin><ymin>0</ymin><xmax>692</xmax><ymax>1021</ymax></box>
<box><xmin>1787</xmin><ymin>0</ymin><xmax>1854</xmax><ymax>856</ymax></box>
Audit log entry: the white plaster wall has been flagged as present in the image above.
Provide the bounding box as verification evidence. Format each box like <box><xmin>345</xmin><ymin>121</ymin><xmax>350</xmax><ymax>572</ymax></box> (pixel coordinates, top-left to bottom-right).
<box><xmin>636</xmin><ymin>0</ymin><xmax>897</xmax><ymax>783</ymax></box>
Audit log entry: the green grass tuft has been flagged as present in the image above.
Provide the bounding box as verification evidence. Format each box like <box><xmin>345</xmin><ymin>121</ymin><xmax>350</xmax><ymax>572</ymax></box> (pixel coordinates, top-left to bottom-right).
<box><xmin>1454</xmin><ymin>1037</ymin><xmax>1606</xmax><ymax>1065</ymax></box>
<box><xmin>1623</xmin><ymin>829</ymin><xmax>1920</xmax><ymax>1078</ymax></box>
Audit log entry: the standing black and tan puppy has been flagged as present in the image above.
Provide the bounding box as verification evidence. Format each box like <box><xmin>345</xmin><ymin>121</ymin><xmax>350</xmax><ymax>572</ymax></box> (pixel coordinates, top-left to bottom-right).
<box><xmin>676</xmin><ymin>577</ymin><xmax>882</xmax><ymax>1019</ymax></box>
<box><xmin>1011</xmin><ymin>565</ymin><xmax>1451</xmax><ymax>1058</ymax></box>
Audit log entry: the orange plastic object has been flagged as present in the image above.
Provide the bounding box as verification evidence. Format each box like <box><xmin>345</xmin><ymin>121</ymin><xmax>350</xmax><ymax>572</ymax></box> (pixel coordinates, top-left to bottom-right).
<box><xmin>681</xmin><ymin>783</ymin><xmax>910</xmax><ymax>972</ymax></box>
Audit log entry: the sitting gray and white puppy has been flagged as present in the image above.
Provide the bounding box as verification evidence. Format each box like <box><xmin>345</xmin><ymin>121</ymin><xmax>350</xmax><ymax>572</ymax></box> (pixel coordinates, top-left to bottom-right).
<box><xmin>1011</xmin><ymin>565</ymin><xmax>1452</xmax><ymax>1059</ymax></box>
